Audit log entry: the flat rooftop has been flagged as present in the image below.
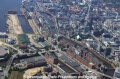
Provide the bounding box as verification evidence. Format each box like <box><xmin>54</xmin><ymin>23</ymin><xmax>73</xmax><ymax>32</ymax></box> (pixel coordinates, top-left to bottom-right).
<box><xmin>58</xmin><ymin>53</ymin><xmax>82</xmax><ymax>72</ymax></box>
<box><xmin>21</xmin><ymin>56</ymin><xmax>46</xmax><ymax>63</ymax></box>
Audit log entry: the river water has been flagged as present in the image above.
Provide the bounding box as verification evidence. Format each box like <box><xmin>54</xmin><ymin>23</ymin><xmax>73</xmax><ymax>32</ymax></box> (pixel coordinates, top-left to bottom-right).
<box><xmin>0</xmin><ymin>0</ymin><xmax>34</xmax><ymax>33</ymax></box>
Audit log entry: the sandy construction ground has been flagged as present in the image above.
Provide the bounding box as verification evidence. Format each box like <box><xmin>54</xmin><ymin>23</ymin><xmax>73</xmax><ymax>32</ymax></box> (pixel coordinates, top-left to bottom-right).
<box><xmin>23</xmin><ymin>67</ymin><xmax>48</xmax><ymax>79</ymax></box>
<box><xmin>7</xmin><ymin>14</ymin><xmax>23</xmax><ymax>34</ymax></box>
<box><xmin>6</xmin><ymin>17</ymin><xmax>13</xmax><ymax>34</ymax></box>
<box><xmin>7</xmin><ymin>34</ymin><xmax>17</xmax><ymax>40</ymax></box>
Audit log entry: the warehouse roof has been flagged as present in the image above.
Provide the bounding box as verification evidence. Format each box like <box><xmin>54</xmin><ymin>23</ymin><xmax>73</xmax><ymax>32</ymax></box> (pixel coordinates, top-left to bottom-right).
<box><xmin>18</xmin><ymin>34</ymin><xmax>30</xmax><ymax>44</ymax></box>
<box><xmin>59</xmin><ymin>54</ymin><xmax>82</xmax><ymax>71</ymax></box>
<box><xmin>47</xmin><ymin>52</ymin><xmax>58</xmax><ymax>60</ymax></box>
<box><xmin>21</xmin><ymin>56</ymin><xmax>46</xmax><ymax>64</ymax></box>
<box><xmin>39</xmin><ymin>41</ymin><xmax>51</xmax><ymax>47</ymax></box>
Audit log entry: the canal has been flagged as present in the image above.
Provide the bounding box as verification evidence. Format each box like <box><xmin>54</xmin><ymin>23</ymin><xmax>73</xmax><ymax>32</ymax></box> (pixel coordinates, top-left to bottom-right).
<box><xmin>18</xmin><ymin>15</ymin><xmax>33</xmax><ymax>33</ymax></box>
<box><xmin>58</xmin><ymin>60</ymin><xmax>75</xmax><ymax>73</ymax></box>
<box><xmin>0</xmin><ymin>60</ymin><xmax>7</xmax><ymax>67</ymax></box>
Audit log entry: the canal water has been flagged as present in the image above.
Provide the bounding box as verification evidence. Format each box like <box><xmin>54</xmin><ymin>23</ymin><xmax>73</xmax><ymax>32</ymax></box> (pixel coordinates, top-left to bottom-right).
<box><xmin>0</xmin><ymin>60</ymin><xmax>7</xmax><ymax>67</ymax></box>
<box><xmin>0</xmin><ymin>58</ymin><xmax>21</xmax><ymax>67</ymax></box>
<box><xmin>18</xmin><ymin>15</ymin><xmax>33</xmax><ymax>33</ymax></box>
<box><xmin>0</xmin><ymin>0</ymin><xmax>34</xmax><ymax>33</ymax></box>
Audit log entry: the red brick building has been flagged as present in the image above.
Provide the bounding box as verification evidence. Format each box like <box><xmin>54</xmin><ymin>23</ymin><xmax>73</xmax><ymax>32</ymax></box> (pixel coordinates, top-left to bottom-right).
<box><xmin>20</xmin><ymin>56</ymin><xmax>47</xmax><ymax>68</ymax></box>
<box><xmin>19</xmin><ymin>44</ymin><xmax>27</xmax><ymax>49</ymax></box>
<box><xmin>44</xmin><ymin>52</ymin><xmax>58</xmax><ymax>64</ymax></box>
<box><xmin>66</xmin><ymin>48</ymin><xmax>99</xmax><ymax>69</ymax></box>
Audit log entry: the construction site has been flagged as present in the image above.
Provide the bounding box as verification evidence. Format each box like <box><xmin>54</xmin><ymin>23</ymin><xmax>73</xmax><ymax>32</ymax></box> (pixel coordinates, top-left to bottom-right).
<box><xmin>6</xmin><ymin>14</ymin><xmax>23</xmax><ymax>35</ymax></box>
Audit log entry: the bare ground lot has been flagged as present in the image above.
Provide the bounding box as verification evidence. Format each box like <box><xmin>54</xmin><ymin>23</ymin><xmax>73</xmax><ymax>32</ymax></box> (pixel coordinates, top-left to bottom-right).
<box><xmin>7</xmin><ymin>14</ymin><xmax>23</xmax><ymax>34</ymax></box>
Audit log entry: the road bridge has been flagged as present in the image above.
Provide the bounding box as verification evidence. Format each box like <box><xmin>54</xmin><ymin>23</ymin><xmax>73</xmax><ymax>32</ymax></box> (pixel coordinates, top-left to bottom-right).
<box><xmin>4</xmin><ymin>54</ymin><xmax>17</xmax><ymax>77</ymax></box>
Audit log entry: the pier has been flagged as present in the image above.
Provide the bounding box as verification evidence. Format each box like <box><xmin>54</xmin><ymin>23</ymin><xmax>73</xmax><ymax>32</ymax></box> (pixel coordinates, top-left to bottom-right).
<box><xmin>6</xmin><ymin>14</ymin><xmax>23</xmax><ymax>34</ymax></box>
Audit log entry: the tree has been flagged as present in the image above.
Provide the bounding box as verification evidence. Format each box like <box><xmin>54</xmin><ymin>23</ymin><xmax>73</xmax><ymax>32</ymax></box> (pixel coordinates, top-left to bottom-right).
<box><xmin>115</xmin><ymin>63</ymin><xmax>119</xmax><ymax>67</ymax></box>
<box><xmin>2</xmin><ymin>65</ymin><xmax>5</xmax><ymax>69</ymax></box>
<box><xmin>4</xmin><ymin>76</ymin><xmax>7</xmax><ymax>79</ymax></box>
<box><xmin>86</xmin><ymin>69</ymin><xmax>88</xmax><ymax>71</ymax></box>
<box><xmin>44</xmin><ymin>46</ymin><xmax>49</xmax><ymax>50</ymax></box>
<box><xmin>53</xmin><ymin>41</ymin><xmax>57</xmax><ymax>45</ymax></box>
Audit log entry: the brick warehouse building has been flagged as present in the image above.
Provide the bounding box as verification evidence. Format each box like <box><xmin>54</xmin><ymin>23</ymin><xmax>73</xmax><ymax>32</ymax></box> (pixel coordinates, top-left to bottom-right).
<box><xmin>59</xmin><ymin>39</ymin><xmax>74</xmax><ymax>48</ymax></box>
<box><xmin>66</xmin><ymin>47</ymin><xmax>102</xmax><ymax>69</ymax></box>
<box><xmin>44</xmin><ymin>51</ymin><xmax>58</xmax><ymax>64</ymax></box>
<box><xmin>20</xmin><ymin>56</ymin><xmax>47</xmax><ymax>68</ymax></box>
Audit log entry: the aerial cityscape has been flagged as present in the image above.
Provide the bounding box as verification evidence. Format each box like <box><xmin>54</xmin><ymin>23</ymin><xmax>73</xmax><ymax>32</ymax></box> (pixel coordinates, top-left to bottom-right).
<box><xmin>0</xmin><ymin>0</ymin><xmax>120</xmax><ymax>79</ymax></box>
